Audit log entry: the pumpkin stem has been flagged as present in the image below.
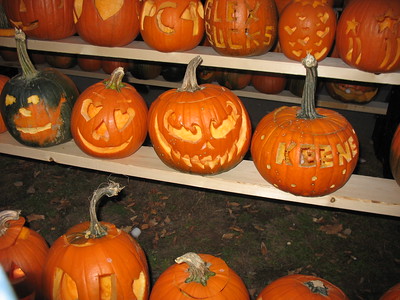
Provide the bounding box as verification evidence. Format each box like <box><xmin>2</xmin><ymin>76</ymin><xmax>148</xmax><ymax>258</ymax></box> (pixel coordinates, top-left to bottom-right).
<box><xmin>14</xmin><ymin>28</ymin><xmax>38</xmax><ymax>79</ymax></box>
<box><xmin>297</xmin><ymin>53</ymin><xmax>323</xmax><ymax>120</ymax></box>
<box><xmin>175</xmin><ymin>252</ymin><xmax>216</xmax><ymax>286</ymax></box>
<box><xmin>0</xmin><ymin>210</ymin><xmax>21</xmax><ymax>236</ymax></box>
<box><xmin>105</xmin><ymin>67</ymin><xmax>126</xmax><ymax>92</ymax></box>
<box><xmin>85</xmin><ymin>181</ymin><xmax>124</xmax><ymax>239</ymax></box>
<box><xmin>178</xmin><ymin>56</ymin><xmax>204</xmax><ymax>93</ymax></box>
<box><xmin>304</xmin><ymin>280</ymin><xmax>329</xmax><ymax>296</ymax></box>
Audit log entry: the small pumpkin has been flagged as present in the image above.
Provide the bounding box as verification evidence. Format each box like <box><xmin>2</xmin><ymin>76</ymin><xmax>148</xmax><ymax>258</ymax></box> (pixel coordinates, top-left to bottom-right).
<box><xmin>77</xmin><ymin>55</ymin><xmax>102</xmax><ymax>72</ymax></box>
<box><xmin>325</xmin><ymin>80</ymin><xmax>379</xmax><ymax>104</ymax></box>
<box><xmin>42</xmin><ymin>181</ymin><xmax>150</xmax><ymax>300</ymax></box>
<box><xmin>148</xmin><ymin>56</ymin><xmax>252</xmax><ymax>175</ymax></box>
<box><xmin>0</xmin><ymin>29</ymin><xmax>79</xmax><ymax>147</ymax></box>
<box><xmin>0</xmin><ymin>210</ymin><xmax>49</xmax><ymax>300</ymax></box>
<box><xmin>217</xmin><ymin>69</ymin><xmax>252</xmax><ymax>90</ymax></box>
<box><xmin>45</xmin><ymin>53</ymin><xmax>77</xmax><ymax>69</ymax></box>
<box><xmin>150</xmin><ymin>252</ymin><xmax>250</xmax><ymax>300</ymax></box>
<box><xmin>380</xmin><ymin>282</ymin><xmax>400</xmax><ymax>300</ymax></box>
<box><xmin>0</xmin><ymin>74</ymin><xmax>9</xmax><ymax>133</ymax></box>
<box><xmin>101</xmin><ymin>57</ymin><xmax>130</xmax><ymax>74</ymax></box>
<box><xmin>129</xmin><ymin>60</ymin><xmax>163</xmax><ymax>80</ymax></box>
<box><xmin>256</xmin><ymin>274</ymin><xmax>349</xmax><ymax>300</ymax></box>
<box><xmin>161</xmin><ymin>63</ymin><xmax>186</xmax><ymax>82</ymax></box>
<box><xmin>251</xmin><ymin>54</ymin><xmax>359</xmax><ymax>196</ymax></box>
<box><xmin>71</xmin><ymin>67</ymin><xmax>148</xmax><ymax>159</ymax></box>
<box><xmin>390</xmin><ymin>124</ymin><xmax>400</xmax><ymax>186</ymax></box>
<box><xmin>251</xmin><ymin>72</ymin><xmax>287</xmax><ymax>94</ymax></box>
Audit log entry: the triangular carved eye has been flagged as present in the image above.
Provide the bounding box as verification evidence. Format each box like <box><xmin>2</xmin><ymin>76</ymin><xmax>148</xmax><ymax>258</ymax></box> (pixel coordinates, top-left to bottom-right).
<box><xmin>53</xmin><ymin>267</ymin><xmax>78</xmax><ymax>299</ymax></box>
<box><xmin>92</xmin><ymin>121</ymin><xmax>109</xmax><ymax>141</ymax></box>
<box><xmin>81</xmin><ymin>99</ymin><xmax>102</xmax><ymax>121</ymax></box>
<box><xmin>9</xmin><ymin>262</ymin><xmax>25</xmax><ymax>281</ymax></box>
<box><xmin>114</xmin><ymin>108</ymin><xmax>135</xmax><ymax>131</ymax></box>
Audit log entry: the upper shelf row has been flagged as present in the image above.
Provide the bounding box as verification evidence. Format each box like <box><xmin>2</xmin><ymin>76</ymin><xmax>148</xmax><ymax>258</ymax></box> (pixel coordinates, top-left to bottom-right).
<box><xmin>1</xmin><ymin>36</ymin><xmax>400</xmax><ymax>86</ymax></box>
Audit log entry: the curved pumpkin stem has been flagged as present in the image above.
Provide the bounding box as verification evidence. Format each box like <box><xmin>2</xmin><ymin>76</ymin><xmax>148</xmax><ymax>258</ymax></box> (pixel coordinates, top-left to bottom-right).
<box><xmin>178</xmin><ymin>55</ymin><xmax>204</xmax><ymax>93</ymax></box>
<box><xmin>105</xmin><ymin>67</ymin><xmax>126</xmax><ymax>92</ymax></box>
<box><xmin>304</xmin><ymin>280</ymin><xmax>329</xmax><ymax>296</ymax></box>
<box><xmin>0</xmin><ymin>210</ymin><xmax>21</xmax><ymax>236</ymax></box>
<box><xmin>297</xmin><ymin>53</ymin><xmax>323</xmax><ymax>120</ymax></box>
<box><xmin>85</xmin><ymin>181</ymin><xmax>124</xmax><ymax>239</ymax></box>
<box><xmin>175</xmin><ymin>252</ymin><xmax>216</xmax><ymax>286</ymax></box>
<box><xmin>14</xmin><ymin>28</ymin><xmax>38</xmax><ymax>79</ymax></box>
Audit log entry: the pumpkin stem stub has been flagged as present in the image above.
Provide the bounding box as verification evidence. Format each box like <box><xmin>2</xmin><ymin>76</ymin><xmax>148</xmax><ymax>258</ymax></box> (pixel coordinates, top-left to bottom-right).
<box><xmin>0</xmin><ymin>210</ymin><xmax>21</xmax><ymax>236</ymax></box>
<box><xmin>297</xmin><ymin>53</ymin><xmax>324</xmax><ymax>120</ymax></box>
<box><xmin>175</xmin><ymin>252</ymin><xmax>216</xmax><ymax>286</ymax></box>
<box><xmin>178</xmin><ymin>56</ymin><xmax>204</xmax><ymax>93</ymax></box>
<box><xmin>14</xmin><ymin>28</ymin><xmax>38</xmax><ymax>79</ymax></box>
<box><xmin>86</xmin><ymin>181</ymin><xmax>124</xmax><ymax>239</ymax></box>
<box><xmin>105</xmin><ymin>67</ymin><xmax>126</xmax><ymax>92</ymax></box>
<box><xmin>304</xmin><ymin>280</ymin><xmax>329</xmax><ymax>296</ymax></box>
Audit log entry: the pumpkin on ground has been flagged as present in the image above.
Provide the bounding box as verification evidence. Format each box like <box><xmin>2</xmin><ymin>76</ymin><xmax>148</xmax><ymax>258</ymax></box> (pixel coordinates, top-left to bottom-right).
<box><xmin>380</xmin><ymin>282</ymin><xmax>400</xmax><ymax>300</ymax></box>
<box><xmin>205</xmin><ymin>0</ymin><xmax>278</xmax><ymax>57</ymax></box>
<box><xmin>42</xmin><ymin>181</ymin><xmax>150</xmax><ymax>300</ymax></box>
<box><xmin>256</xmin><ymin>274</ymin><xmax>349</xmax><ymax>300</ymax></box>
<box><xmin>150</xmin><ymin>252</ymin><xmax>250</xmax><ymax>300</ymax></box>
<box><xmin>390</xmin><ymin>124</ymin><xmax>400</xmax><ymax>186</ymax></box>
<box><xmin>71</xmin><ymin>67</ymin><xmax>148</xmax><ymax>159</ymax></box>
<box><xmin>0</xmin><ymin>29</ymin><xmax>79</xmax><ymax>147</ymax></box>
<box><xmin>148</xmin><ymin>55</ymin><xmax>252</xmax><ymax>175</ymax></box>
<box><xmin>335</xmin><ymin>0</ymin><xmax>400</xmax><ymax>73</ymax></box>
<box><xmin>0</xmin><ymin>74</ymin><xmax>9</xmax><ymax>133</ymax></box>
<box><xmin>0</xmin><ymin>210</ymin><xmax>49</xmax><ymax>300</ymax></box>
<box><xmin>140</xmin><ymin>0</ymin><xmax>205</xmax><ymax>52</ymax></box>
<box><xmin>251</xmin><ymin>53</ymin><xmax>359</xmax><ymax>197</ymax></box>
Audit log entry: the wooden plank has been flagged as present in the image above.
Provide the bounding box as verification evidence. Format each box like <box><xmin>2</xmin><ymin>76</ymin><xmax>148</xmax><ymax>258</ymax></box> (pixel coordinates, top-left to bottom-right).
<box><xmin>0</xmin><ymin>132</ymin><xmax>399</xmax><ymax>217</ymax></box>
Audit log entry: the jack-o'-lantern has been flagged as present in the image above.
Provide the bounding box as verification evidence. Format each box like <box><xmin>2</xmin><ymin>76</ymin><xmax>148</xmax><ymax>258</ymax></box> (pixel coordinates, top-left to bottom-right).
<box><xmin>0</xmin><ymin>74</ymin><xmax>9</xmax><ymax>133</ymax></box>
<box><xmin>390</xmin><ymin>124</ymin><xmax>400</xmax><ymax>186</ymax></box>
<box><xmin>335</xmin><ymin>0</ymin><xmax>400</xmax><ymax>73</ymax></box>
<box><xmin>140</xmin><ymin>0</ymin><xmax>205</xmax><ymax>52</ymax></box>
<box><xmin>148</xmin><ymin>56</ymin><xmax>252</xmax><ymax>175</ymax></box>
<box><xmin>43</xmin><ymin>181</ymin><xmax>150</xmax><ymax>300</ymax></box>
<box><xmin>278</xmin><ymin>0</ymin><xmax>337</xmax><ymax>62</ymax></box>
<box><xmin>205</xmin><ymin>0</ymin><xmax>278</xmax><ymax>56</ymax></box>
<box><xmin>251</xmin><ymin>54</ymin><xmax>359</xmax><ymax>196</ymax></box>
<box><xmin>73</xmin><ymin>0</ymin><xmax>141</xmax><ymax>46</ymax></box>
<box><xmin>325</xmin><ymin>80</ymin><xmax>379</xmax><ymax>104</ymax></box>
<box><xmin>0</xmin><ymin>29</ymin><xmax>79</xmax><ymax>147</ymax></box>
<box><xmin>0</xmin><ymin>210</ymin><xmax>49</xmax><ymax>300</ymax></box>
<box><xmin>71</xmin><ymin>67</ymin><xmax>148</xmax><ymax>159</ymax></box>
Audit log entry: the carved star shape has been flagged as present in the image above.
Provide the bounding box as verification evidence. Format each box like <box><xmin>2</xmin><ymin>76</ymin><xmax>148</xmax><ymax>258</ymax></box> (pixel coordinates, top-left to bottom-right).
<box><xmin>377</xmin><ymin>9</ymin><xmax>399</xmax><ymax>33</ymax></box>
<box><xmin>346</xmin><ymin>18</ymin><xmax>359</xmax><ymax>35</ymax></box>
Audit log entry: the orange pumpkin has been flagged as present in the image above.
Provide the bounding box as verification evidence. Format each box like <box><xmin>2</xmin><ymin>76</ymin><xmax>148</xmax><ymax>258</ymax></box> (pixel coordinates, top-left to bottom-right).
<box><xmin>380</xmin><ymin>282</ymin><xmax>400</xmax><ymax>300</ymax></box>
<box><xmin>150</xmin><ymin>252</ymin><xmax>250</xmax><ymax>300</ymax></box>
<box><xmin>325</xmin><ymin>80</ymin><xmax>379</xmax><ymax>104</ymax></box>
<box><xmin>71</xmin><ymin>67</ymin><xmax>148</xmax><ymax>158</ymax></box>
<box><xmin>251</xmin><ymin>72</ymin><xmax>287</xmax><ymax>94</ymax></box>
<box><xmin>0</xmin><ymin>210</ymin><xmax>49</xmax><ymax>299</ymax></box>
<box><xmin>43</xmin><ymin>181</ymin><xmax>150</xmax><ymax>300</ymax></box>
<box><xmin>275</xmin><ymin>0</ymin><xmax>334</xmax><ymax>15</ymax></box>
<box><xmin>217</xmin><ymin>69</ymin><xmax>252</xmax><ymax>90</ymax></box>
<box><xmin>148</xmin><ymin>56</ymin><xmax>252</xmax><ymax>175</ymax></box>
<box><xmin>0</xmin><ymin>74</ymin><xmax>9</xmax><ymax>133</ymax></box>
<box><xmin>101</xmin><ymin>57</ymin><xmax>130</xmax><ymax>74</ymax></box>
<box><xmin>278</xmin><ymin>0</ymin><xmax>337</xmax><ymax>62</ymax></box>
<box><xmin>390</xmin><ymin>124</ymin><xmax>400</xmax><ymax>186</ymax></box>
<box><xmin>251</xmin><ymin>54</ymin><xmax>359</xmax><ymax>196</ymax></box>
<box><xmin>205</xmin><ymin>0</ymin><xmax>278</xmax><ymax>56</ymax></box>
<box><xmin>256</xmin><ymin>274</ymin><xmax>349</xmax><ymax>299</ymax></box>
<box><xmin>140</xmin><ymin>0</ymin><xmax>205</xmax><ymax>52</ymax></box>
<box><xmin>77</xmin><ymin>55</ymin><xmax>102</xmax><ymax>72</ymax></box>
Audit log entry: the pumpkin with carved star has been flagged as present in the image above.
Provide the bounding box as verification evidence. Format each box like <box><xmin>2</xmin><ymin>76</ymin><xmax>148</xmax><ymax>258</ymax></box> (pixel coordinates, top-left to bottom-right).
<box><xmin>148</xmin><ymin>56</ymin><xmax>251</xmax><ymax>175</ymax></box>
<box><xmin>336</xmin><ymin>0</ymin><xmax>400</xmax><ymax>73</ymax></box>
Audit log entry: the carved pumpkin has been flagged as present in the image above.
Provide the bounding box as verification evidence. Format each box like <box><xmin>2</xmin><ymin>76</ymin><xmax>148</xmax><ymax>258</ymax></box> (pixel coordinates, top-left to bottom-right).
<box><xmin>390</xmin><ymin>124</ymin><xmax>400</xmax><ymax>186</ymax></box>
<box><xmin>205</xmin><ymin>0</ymin><xmax>278</xmax><ymax>56</ymax></box>
<box><xmin>335</xmin><ymin>0</ymin><xmax>400</xmax><ymax>73</ymax></box>
<box><xmin>3</xmin><ymin>0</ymin><xmax>76</xmax><ymax>40</ymax></box>
<box><xmin>0</xmin><ymin>29</ymin><xmax>79</xmax><ymax>147</ymax></box>
<box><xmin>275</xmin><ymin>0</ymin><xmax>334</xmax><ymax>15</ymax></box>
<box><xmin>0</xmin><ymin>74</ymin><xmax>9</xmax><ymax>133</ymax></box>
<box><xmin>256</xmin><ymin>274</ymin><xmax>349</xmax><ymax>300</ymax></box>
<box><xmin>325</xmin><ymin>80</ymin><xmax>379</xmax><ymax>104</ymax></box>
<box><xmin>380</xmin><ymin>282</ymin><xmax>400</xmax><ymax>300</ymax></box>
<box><xmin>73</xmin><ymin>0</ymin><xmax>141</xmax><ymax>46</ymax></box>
<box><xmin>0</xmin><ymin>210</ymin><xmax>49</xmax><ymax>300</ymax></box>
<box><xmin>43</xmin><ymin>181</ymin><xmax>150</xmax><ymax>300</ymax></box>
<box><xmin>148</xmin><ymin>56</ymin><xmax>252</xmax><ymax>175</ymax></box>
<box><xmin>278</xmin><ymin>0</ymin><xmax>337</xmax><ymax>62</ymax></box>
<box><xmin>150</xmin><ymin>252</ymin><xmax>250</xmax><ymax>300</ymax></box>
<box><xmin>71</xmin><ymin>67</ymin><xmax>148</xmax><ymax>159</ymax></box>
<box><xmin>251</xmin><ymin>72</ymin><xmax>287</xmax><ymax>94</ymax></box>
<box><xmin>140</xmin><ymin>0</ymin><xmax>205</xmax><ymax>52</ymax></box>
<box><xmin>251</xmin><ymin>54</ymin><xmax>359</xmax><ymax>196</ymax></box>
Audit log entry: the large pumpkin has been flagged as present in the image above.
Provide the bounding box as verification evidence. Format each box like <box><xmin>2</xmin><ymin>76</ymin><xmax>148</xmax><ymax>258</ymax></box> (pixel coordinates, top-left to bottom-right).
<box><xmin>204</xmin><ymin>0</ymin><xmax>278</xmax><ymax>57</ymax></box>
<box><xmin>140</xmin><ymin>0</ymin><xmax>205</xmax><ymax>52</ymax></box>
<box><xmin>390</xmin><ymin>124</ymin><xmax>400</xmax><ymax>186</ymax></box>
<box><xmin>256</xmin><ymin>274</ymin><xmax>349</xmax><ymax>299</ymax></box>
<box><xmin>251</xmin><ymin>54</ymin><xmax>359</xmax><ymax>196</ymax></box>
<box><xmin>335</xmin><ymin>0</ymin><xmax>400</xmax><ymax>73</ymax></box>
<box><xmin>0</xmin><ymin>210</ymin><xmax>49</xmax><ymax>300</ymax></box>
<box><xmin>71</xmin><ymin>67</ymin><xmax>148</xmax><ymax>159</ymax></box>
<box><xmin>0</xmin><ymin>74</ymin><xmax>9</xmax><ymax>133</ymax></box>
<box><xmin>0</xmin><ymin>29</ymin><xmax>79</xmax><ymax>147</ymax></box>
<box><xmin>150</xmin><ymin>252</ymin><xmax>250</xmax><ymax>300</ymax></box>
<box><xmin>73</xmin><ymin>0</ymin><xmax>141</xmax><ymax>46</ymax></box>
<box><xmin>42</xmin><ymin>181</ymin><xmax>150</xmax><ymax>300</ymax></box>
<box><xmin>380</xmin><ymin>282</ymin><xmax>400</xmax><ymax>300</ymax></box>
<box><xmin>148</xmin><ymin>56</ymin><xmax>252</xmax><ymax>175</ymax></box>
<box><xmin>3</xmin><ymin>0</ymin><xmax>76</xmax><ymax>40</ymax></box>
<box><xmin>278</xmin><ymin>0</ymin><xmax>336</xmax><ymax>62</ymax></box>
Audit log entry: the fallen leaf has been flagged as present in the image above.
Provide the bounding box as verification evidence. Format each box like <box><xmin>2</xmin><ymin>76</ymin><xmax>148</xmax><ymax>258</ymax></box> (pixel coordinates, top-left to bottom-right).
<box><xmin>26</xmin><ymin>214</ymin><xmax>45</xmax><ymax>222</ymax></box>
<box><xmin>253</xmin><ymin>224</ymin><xmax>265</xmax><ymax>231</ymax></box>
<box><xmin>260</xmin><ymin>241</ymin><xmax>268</xmax><ymax>256</ymax></box>
<box><xmin>222</xmin><ymin>233</ymin><xmax>235</xmax><ymax>240</ymax></box>
<box><xmin>14</xmin><ymin>181</ymin><xmax>23</xmax><ymax>187</ymax></box>
<box><xmin>318</xmin><ymin>223</ymin><xmax>343</xmax><ymax>235</ymax></box>
<box><xmin>230</xmin><ymin>225</ymin><xmax>244</xmax><ymax>233</ymax></box>
<box><xmin>26</xmin><ymin>185</ymin><xmax>35</xmax><ymax>194</ymax></box>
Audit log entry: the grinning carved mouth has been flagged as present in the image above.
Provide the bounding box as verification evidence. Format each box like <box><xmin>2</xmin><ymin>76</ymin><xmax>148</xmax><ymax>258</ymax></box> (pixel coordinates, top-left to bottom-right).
<box><xmin>76</xmin><ymin>128</ymin><xmax>132</xmax><ymax>154</ymax></box>
<box><xmin>16</xmin><ymin>123</ymin><xmax>52</xmax><ymax>134</ymax></box>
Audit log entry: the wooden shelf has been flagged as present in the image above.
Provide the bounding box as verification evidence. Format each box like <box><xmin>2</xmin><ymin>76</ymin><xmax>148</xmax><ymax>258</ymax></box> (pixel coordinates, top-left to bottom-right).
<box><xmin>0</xmin><ymin>132</ymin><xmax>399</xmax><ymax>217</ymax></box>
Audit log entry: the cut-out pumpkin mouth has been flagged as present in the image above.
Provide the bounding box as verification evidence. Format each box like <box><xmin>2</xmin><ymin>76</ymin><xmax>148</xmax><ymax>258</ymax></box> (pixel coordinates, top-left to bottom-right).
<box><xmin>16</xmin><ymin>123</ymin><xmax>52</xmax><ymax>134</ymax></box>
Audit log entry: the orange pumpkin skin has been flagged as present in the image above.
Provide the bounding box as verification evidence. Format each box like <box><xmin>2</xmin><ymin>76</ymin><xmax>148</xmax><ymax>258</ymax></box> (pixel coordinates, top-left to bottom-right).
<box><xmin>275</xmin><ymin>0</ymin><xmax>334</xmax><ymax>15</ymax></box>
<box><xmin>140</xmin><ymin>0</ymin><xmax>205</xmax><ymax>52</ymax></box>
<box><xmin>205</xmin><ymin>0</ymin><xmax>278</xmax><ymax>57</ymax></box>
<box><xmin>390</xmin><ymin>124</ymin><xmax>400</xmax><ymax>186</ymax></box>
<box><xmin>256</xmin><ymin>274</ymin><xmax>349</xmax><ymax>300</ymax></box>
<box><xmin>325</xmin><ymin>81</ymin><xmax>379</xmax><ymax>104</ymax></box>
<box><xmin>150</xmin><ymin>253</ymin><xmax>250</xmax><ymax>300</ymax></box>
<box><xmin>335</xmin><ymin>0</ymin><xmax>400</xmax><ymax>73</ymax></box>
<box><xmin>251</xmin><ymin>73</ymin><xmax>287</xmax><ymax>94</ymax></box>
<box><xmin>278</xmin><ymin>0</ymin><xmax>336</xmax><ymax>62</ymax></box>
<box><xmin>0</xmin><ymin>74</ymin><xmax>9</xmax><ymax>133</ymax></box>
<box><xmin>101</xmin><ymin>58</ymin><xmax>130</xmax><ymax>74</ymax></box>
<box><xmin>380</xmin><ymin>282</ymin><xmax>400</xmax><ymax>300</ymax></box>
<box><xmin>71</xmin><ymin>68</ymin><xmax>148</xmax><ymax>159</ymax></box>
<box><xmin>73</xmin><ymin>0</ymin><xmax>141</xmax><ymax>47</ymax></box>
<box><xmin>77</xmin><ymin>55</ymin><xmax>102</xmax><ymax>72</ymax></box>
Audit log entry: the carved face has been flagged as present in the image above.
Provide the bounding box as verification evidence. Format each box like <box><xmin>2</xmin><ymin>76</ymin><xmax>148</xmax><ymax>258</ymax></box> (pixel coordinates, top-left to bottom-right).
<box><xmin>148</xmin><ymin>84</ymin><xmax>251</xmax><ymax>174</ymax></box>
<box><xmin>278</xmin><ymin>0</ymin><xmax>336</xmax><ymax>61</ymax></box>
